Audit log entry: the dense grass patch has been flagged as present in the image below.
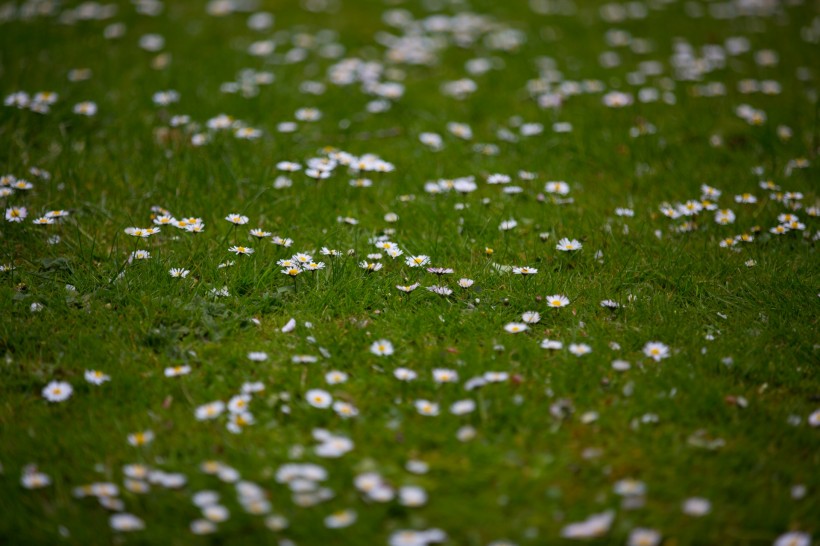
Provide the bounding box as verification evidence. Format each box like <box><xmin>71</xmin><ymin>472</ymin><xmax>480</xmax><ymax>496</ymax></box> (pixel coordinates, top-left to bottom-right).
<box><xmin>0</xmin><ymin>0</ymin><xmax>818</xmax><ymax>544</ymax></box>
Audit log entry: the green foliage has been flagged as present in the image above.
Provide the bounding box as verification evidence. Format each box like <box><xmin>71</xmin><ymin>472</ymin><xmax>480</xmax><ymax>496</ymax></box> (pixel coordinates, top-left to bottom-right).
<box><xmin>0</xmin><ymin>0</ymin><xmax>817</xmax><ymax>545</ymax></box>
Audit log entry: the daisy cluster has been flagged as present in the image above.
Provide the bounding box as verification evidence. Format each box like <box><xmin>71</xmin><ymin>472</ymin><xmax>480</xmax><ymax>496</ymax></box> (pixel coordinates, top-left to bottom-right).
<box><xmin>2</xmin><ymin>0</ymin><xmax>818</xmax><ymax>544</ymax></box>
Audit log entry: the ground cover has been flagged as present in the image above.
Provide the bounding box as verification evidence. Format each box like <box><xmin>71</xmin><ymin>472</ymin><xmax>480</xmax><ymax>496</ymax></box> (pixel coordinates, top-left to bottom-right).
<box><xmin>0</xmin><ymin>0</ymin><xmax>818</xmax><ymax>544</ymax></box>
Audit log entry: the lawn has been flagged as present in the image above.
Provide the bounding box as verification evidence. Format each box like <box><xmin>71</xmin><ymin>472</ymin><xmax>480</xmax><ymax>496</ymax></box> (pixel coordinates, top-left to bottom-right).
<box><xmin>0</xmin><ymin>0</ymin><xmax>818</xmax><ymax>544</ymax></box>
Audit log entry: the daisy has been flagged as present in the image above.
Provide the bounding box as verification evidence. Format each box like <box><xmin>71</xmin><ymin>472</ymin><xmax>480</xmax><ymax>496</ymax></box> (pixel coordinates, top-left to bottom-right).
<box><xmin>546</xmin><ymin>295</ymin><xmax>570</xmax><ymax>308</ymax></box>
<box><xmin>73</xmin><ymin>101</ymin><xmax>97</xmax><ymax>116</ymax></box>
<box><xmin>281</xmin><ymin>318</ymin><xmax>297</xmax><ymax>332</ymax></box>
<box><xmin>569</xmin><ymin>343</ymin><xmax>592</xmax><ymax>356</ymax></box>
<box><xmin>32</xmin><ymin>217</ymin><xmax>55</xmax><ymax>225</ymax></box>
<box><xmin>600</xmin><ymin>299</ymin><xmax>620</xmax><ymax>309</ymax></box>
<box><xmin>192</xmin><ymin>490</ymin><xmax>220</xmax><ymax>507</ymax></box>
<box><xmin>447</xmin><ymin>121</ymin><xmax>473</xmax><ymax>139</ymax></box>
<box><xmin>12</xmin><ymin>179</ymin><xmax>33</xmax><ymax>190</ymax></box>
<box><xmin>735</xmin><ymin>193</ymin><xmax>758</xmax><ymax>204</ymax></box>
<box><xmin>499</xmin><ymin>219</ymin><xmax>518</xmax><ymax>231</ymax></box>
<box><xmin>5</xmin><ymin>207</ymin><xmax>28</xmax><ymax>222</ymax></box>
<box><xmin>84</xmin><ymin>370</ymin><xmax>110</xmax><ymax>385</ymax></box>
<box><xmin>714</xmin><ymin>209</ymin><xmax>736</xmax><ymax>225</ymax></box>
<box><xmin>414</xmin><ymin>400</ymin><xmax>440</xmax><ymax>416</ymax></box>
<box><xmin>333</xmin><ymin>401</ymin><xmax>359</xmax><ymax>419</ymax></box>
<box><xmin>561</xmin><ymin>510</ymin><xmax>615</xmax><ymax>539</ymax></box>
<box><xmin>679</xmin><ymin>200</ymin><xmax>703</xmax><ymax>216</ymax></box>
<box><xmin>250</xmin><ymin>228</ymin><xmax>271</xmax><ymax>238</ymax></box>
<box><xmin>277</xmin><ymin>121</ymin><xmax>297</xmax><ymax>133</ymax></box>
<box><xmin>360</xmin><ymin>261</ymin><xmax>383</xmax><ymax>272</ymax></box>
<box><xmin>545</xmin><ymin>181</ymin><xmax>570</xmax><ymax>195</ymax></box>
<box><xmin>458</xmin><ymin>278</ymin><xmax>474</xmax><ymax>288</ymax></box>
<box><xmin>42</xmin><ymin>381</ymin><xmax>73</xmax><ymax>402</ymax></box>
<box><xmin>504</xmin><ymin>322</ymin><xmax>529</xmax><ymax>334</ymax></box>
<box><xmin>427</xmin><ymin>285</ymin><xmax>453</xmax><ymax>296</ymax></box>
<box><xmin>292</xmin><ymin>355</ymin><xmax>319</xmax><ymax>364</ymax></box>
<box><xmin>405</xmin><ymin>255</ymin><xmax>431</xmax><ymax>267</ymax></box>
<box><xmin>614</xmin><ymin>478</ymin><xmax>646</xmax><ymax>496</ymax></box>
<box><xmin>21</xmin><ymin>467</ymin><xmax>51</xmax><ymax>489</ymax></box>
<box><xmin>228</xmin><ymin>245</ymin><xmax>254</xmax><ymax>255</ymax></box>
<box><xmin>398</xmin><ymin>486</ymin><xmax>428</xmax><ymax>507</ymax></box>
<box><xmin>127</xmin><ymin>430</ymin><xmax>155</xmax><ymax>447</ymax></box>
<box><xmin>433</xmin><ymin>368</ymin><xmax>458</xmax><ymax>383</ymax></box>
<box><xmin>325</xmin><ymin>509</ymin><xmax>357</xmax><ymax>529</ymax></box>
<box><xmin>626</xmin><ymin>528</ymin><xmax>661</xmax><ymax>546</ymax></box>
<box><xmin>607</xmin><ymin>359</ymin><xmax>630</xmax><ymax>372</ymax></box>
<box><xmin>419</xmin><ymin>132</ymin><xmax>443</xmax><ymax>150</ymax></box>
<box><xmin>227</xmin><ymin>412</ymin><xmax>255</xmax><ymax>433</ymax></box>
<box><xmin>397</xmin><ymin>283</ymin><xmax>421</xmax><ymax>293</ymax></box>
<box><xmin>701</xmin><ymin>184</ymin><xmax>722</xmax><ymax>198</ymax></box>
<box><xmin>190</xmin><ymin>520</ymin><xmax>217</xmax><ymax>535</ymax></box>
<box><xmin>124</xmin><ymin>227</ymin><xmax>160</xmax><ymax>238</ymax></box>
<box><xmin>522</xmin><ymin>311</ymin><xmax>541</xmax><ymax>323</ymax></box>
<box><xmin>394</xmin><ymin>368</ymin><xmax>417</xmax><ymax>381</ymax></box>
<box><xmin>203</xmin><ymin>505</ymin><xmax>230</xmax><ymax>522</ymax></box>
<box><xmin>281</xmin><ymin>267</ymin><xmax>301</xmax><ymax>277</ymax></box>
<box><xmin>307</xmin><ymin>168</ymin><xmax>331</xmax><ymax>180</ymax></box>
<box><xmin>306</xmin><ymin>389</ymin><xmax>332</xmax><ymax>409</ymax></box>
<box><xmin>603</xmin><ymin>91</ymin><xmax>633</xmax><ymax>107</ymax></box>
<box><xmin>247</xmin><ymin>351</ymin><xmax>268</xmax><ymax>362</ymax></box>
<box><xmin>235</xmin><ymin>127</ymin><xmax>261</xmax><ymax>140</ymax></box>
<box><xmin>164</xmin><ymin>365</ymin><xmax>191</xmax><ymax>377</ymax></box>
<box><xmin>195</xmin><ymin>401</ymin><xmax>225</xmax><ymax>420</ymax></box>
<box><xmin>277</xmin><ymin>161</ymin><xmax>302</xmax><ymax>172</ymax></box>
<box><xmin>109</xmin><ymin>513</ymin><xmax>145</xmax><ymax>532</ymax></box>
<box><xmin>295</xmin><ymin>107</ymin><xmax>321</xmax><ymax>121</ymax></box>
<box><xmin>512</xmin><ymin>266</ymin><xmax>538</xmax><ymax>275</ymax></box>
<box><xmin>450</xmin><ymin>399</ymin><xmax>476</xmax><ymax>415</ymax></box>
<box><xmin>682</xmin><ymin>497</ymin><xmax>711</xmax><ymax>516</ymax></box>
<box><xmin>169</xmin><ymin>268</ymin><xmax>190</xmax><ymax>278</ymax></box>
<box><xmin>774</xmin><ymin>532</ymin><xmax>812</xmax><ymax>546</ymax></box>
<box><xmin>242</xmin><ymin>382</ymin><xmax>265</xmax><ymax>394</ymax></box>
<box><xmin>153</xmin><ymin>214</ymin><xmax>176</xmax><ymax>226</ymax></box>
<box><xmin>643</xmin><ymin>341</ymin><xmax>670</xmax><ymax>362</ymax></box>
<box><xmin>325</xmin><ymin>371</ymin><xmax>348</xmax><ymax>385</ymax></box>
<box><xmin>556</xmin><ymin>238</ymin><xmax>582</xmax><ymax>251</ymax></box>
<box><xmin>227</xmin><ymin>394</ymin><xmax>251</xmax><ymax>414</ymax></box>
<box><xmin>225</xmin><ymin>214</ymin><xmax>249</xmax><ymax>225</ymax></box>
<box><xmin>370</xmin><ymin>339</ymin><xmax>394</xmax><ymax>356</ymax></box>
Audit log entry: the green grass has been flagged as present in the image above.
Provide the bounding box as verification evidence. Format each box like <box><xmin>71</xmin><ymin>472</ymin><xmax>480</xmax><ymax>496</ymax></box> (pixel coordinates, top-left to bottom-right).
<box><xmin>0</xmin><ymin>0</ymin><xmax>818</xmax><ymax>544</ymax></box>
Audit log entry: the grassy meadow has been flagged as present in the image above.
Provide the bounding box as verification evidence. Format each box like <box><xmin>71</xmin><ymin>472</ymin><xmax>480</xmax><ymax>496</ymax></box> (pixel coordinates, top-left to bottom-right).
<box><xmin>0</xmin><ymin>0</ymin><xmax>818</xmax><ymax>544</ymax></box>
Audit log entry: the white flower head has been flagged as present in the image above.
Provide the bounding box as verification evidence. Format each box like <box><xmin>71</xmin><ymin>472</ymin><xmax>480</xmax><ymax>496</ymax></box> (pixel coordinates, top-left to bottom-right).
<box><xmin>306</xmin><ymin>389</ymin><xmax>332</xmax><ymax>409</ymax></box>
<box><xmin>504</xmin><ymin>322</ymin><xmax>528</xmax><ymax>334</ymax></box>
<box><xmin>370</xmin><ymin>339</ymin><xmax>394</xmax><ymax>356</ymax></box>
<box><xmin>643</xmin><ymin>341</ymin><xmax>670</xmax><ymax>362</ymax></box>
<box><xmin>42</xmin><ymin>381</ymin><xmax>73</xmax><ymax>402</ymax></box>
